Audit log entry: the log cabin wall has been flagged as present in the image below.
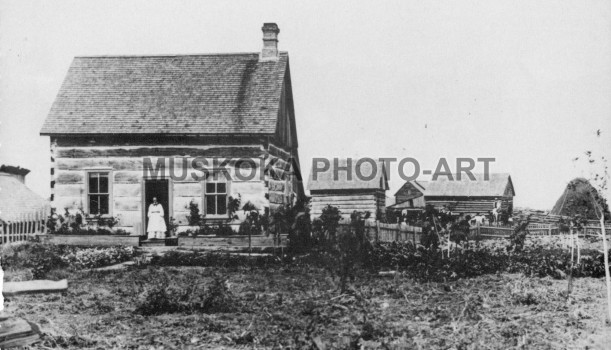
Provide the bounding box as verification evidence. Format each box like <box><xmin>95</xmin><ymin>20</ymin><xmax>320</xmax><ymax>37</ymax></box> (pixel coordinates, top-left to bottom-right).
<box><xmin>310</xmin><ymin>190</ymin><xmax>384</xmax><ymax>221</ymax></box>
<box><xmin>424</xmin><ymin>196</ymin><xmax>514</xmax><ymax>215</ymax></box>
<box><xmin>51</xmin><ymin>136</ymin><xmax>299</xmax><ymax>234</ymax></box>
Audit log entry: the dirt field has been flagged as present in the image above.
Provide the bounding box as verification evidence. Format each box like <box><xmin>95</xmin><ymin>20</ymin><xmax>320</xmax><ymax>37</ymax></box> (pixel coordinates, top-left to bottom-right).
<box><xmin>6</xmin><ymin>264</ymin><xmax>611</xmax><ymax>349</ymax></box>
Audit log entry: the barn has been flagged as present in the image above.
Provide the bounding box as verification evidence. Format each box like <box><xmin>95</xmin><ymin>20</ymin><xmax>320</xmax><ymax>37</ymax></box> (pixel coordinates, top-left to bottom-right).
<box><xmin>39</xmin><ymin>23</ymin><xmax>304</xmax><ymax>236</ymax></box>
<box><xmin>308</xmin><ymin>159</ymin><xmax>388</xmax><ymax>221</ymax></box>
<box><xmin>422</xmin><ymin>173</ymin><xmax>515</xmax><ymax>216</ymax></box>
<box><xmin>387</xmin><ymin>180</ymin><xmax>427</xmax><ymax>212</ymax></box>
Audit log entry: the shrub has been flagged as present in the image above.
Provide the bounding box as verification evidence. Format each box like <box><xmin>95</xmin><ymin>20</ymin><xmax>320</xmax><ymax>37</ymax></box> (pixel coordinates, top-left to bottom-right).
<box><xmin>135</xmin><ymin>274</ymin><xmax>183</xmax><ymax>315</ymax></box>
<box><xmin>196</xmin><ymin>275</ymin><xmax>237</xmax><ymax>313</ymax></box>
<box><xmin>186</xmin><ymin>200</ymin><xmax>202</xmax><ymax>226</ymax></box>
<box><xmin>135</xmin><ymin>272</ymin><xmax>239</xmax><ymax>315</ymax></box>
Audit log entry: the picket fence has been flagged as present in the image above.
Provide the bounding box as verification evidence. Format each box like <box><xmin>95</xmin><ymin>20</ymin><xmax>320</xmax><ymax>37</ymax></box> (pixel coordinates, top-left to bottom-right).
<box><xmin>0</xmin><ymin>208</ymin><xmax>49</xmax><ymax>244</ymax></box>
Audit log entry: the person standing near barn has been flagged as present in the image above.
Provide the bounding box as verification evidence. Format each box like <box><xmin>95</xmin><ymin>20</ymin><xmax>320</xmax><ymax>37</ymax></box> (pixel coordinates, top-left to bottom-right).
<box><xmin>147</xmin><ymin>197</ymin><xmax>167</xmax><ymax>239</ymax></box>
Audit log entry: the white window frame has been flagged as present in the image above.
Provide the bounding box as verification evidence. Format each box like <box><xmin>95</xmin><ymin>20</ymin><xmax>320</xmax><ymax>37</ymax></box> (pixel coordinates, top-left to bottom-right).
<box><xmin>85</xmin><ymin>169</ymin><xmax>113</xmax><ymax>216</ymax></box>
<box><xmin>202</xmin><ymin>172</ymin><xmax>230</xmax><ymax>219</ymax></box>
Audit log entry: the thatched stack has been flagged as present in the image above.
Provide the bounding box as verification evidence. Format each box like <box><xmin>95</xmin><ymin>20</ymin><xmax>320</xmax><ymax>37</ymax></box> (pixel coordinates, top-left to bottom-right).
<box><xmin>550</xmin><ymin>178</ymin><xmax>609</xmax><ymax>220</ymax></box>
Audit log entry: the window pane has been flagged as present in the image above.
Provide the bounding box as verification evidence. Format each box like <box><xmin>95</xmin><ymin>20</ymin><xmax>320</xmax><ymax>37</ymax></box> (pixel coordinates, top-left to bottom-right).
<box><xmin>216</xmin><ymin>183</ymin><xmax>226</xmax><ymax>194</ymax></box>
<box><xmin>99</xmin><ymin>174</ymin><xmax>109</xmax><ymax>193</ymax></box>
<box><xmin>88</xmin><ymin>173</ymin><xmax>99</xmax><ymax>193</ymax></box>
<box><xmin>217</xmin><ymin>195</ymin><xmax>227</xmax><ymax>215</ymax></box>
<box><xmin>99</xmin><ymin>195</ymin><xmax>109</xmax><ymax>215</ymax></box>
<box><xmin>206</xmin><ymin>183</ymin><xmax>216</xmax><ymax>194</ymax></box>
<box><xmin>206</xmin><ymin>195</ymin><xmax>216</xmax><ymax>215</ymax></box>
<box><xmin>90</xmin><ymin>195</ymin><xmax>99</xmax><ymax>215</ymax></box>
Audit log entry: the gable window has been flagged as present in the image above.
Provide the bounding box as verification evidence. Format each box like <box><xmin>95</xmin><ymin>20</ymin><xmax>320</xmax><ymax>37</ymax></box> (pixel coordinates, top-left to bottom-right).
<box><xmin>88</xmin><ymin>172</ymin><xmax>110</xmax><ymax>215</ymax></box>
<box><xmin>205</xmin><ymin>179</ymin><xmax>227</xmax><ymax>216</ymax></box>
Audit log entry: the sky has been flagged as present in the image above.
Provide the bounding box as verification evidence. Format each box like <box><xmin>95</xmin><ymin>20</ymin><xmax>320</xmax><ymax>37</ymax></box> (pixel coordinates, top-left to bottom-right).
<box><xmin>0</xmin><ymin>0</ymin><xmax>610</xmax><ymax>210</ymax></box>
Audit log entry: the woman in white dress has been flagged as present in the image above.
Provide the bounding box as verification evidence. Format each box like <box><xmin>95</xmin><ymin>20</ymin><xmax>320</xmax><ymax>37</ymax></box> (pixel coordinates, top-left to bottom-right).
<box><xmin>147</xmin><ymin>197</ymin><xmax>167</xmax><ymax>239</ymax></box>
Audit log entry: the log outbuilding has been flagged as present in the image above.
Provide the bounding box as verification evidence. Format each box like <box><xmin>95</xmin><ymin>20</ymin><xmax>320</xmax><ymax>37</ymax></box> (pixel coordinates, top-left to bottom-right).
<box><xmin>308</xmin><ymin>159</ymin><xmax>388</xmax><ymax>220</ymax></box>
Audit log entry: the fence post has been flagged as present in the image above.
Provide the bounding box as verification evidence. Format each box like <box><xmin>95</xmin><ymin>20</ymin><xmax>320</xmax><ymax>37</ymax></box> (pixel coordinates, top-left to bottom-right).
<box><xmin>376</xmin><ymin>220</ymin><xmax>380</xmax><ymax>243</ymax></box>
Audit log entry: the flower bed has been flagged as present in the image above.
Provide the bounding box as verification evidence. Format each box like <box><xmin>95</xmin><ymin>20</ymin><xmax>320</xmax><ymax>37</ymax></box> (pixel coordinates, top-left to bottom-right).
<box><xmin>1</xmin><ymin>243</ymin><xmax>139</xmax><ymax>278</ymax></box>
<box><xmin>40</xmin><ymin>234</ymin><xmax>140</xmax><ymax>247</ymax></box>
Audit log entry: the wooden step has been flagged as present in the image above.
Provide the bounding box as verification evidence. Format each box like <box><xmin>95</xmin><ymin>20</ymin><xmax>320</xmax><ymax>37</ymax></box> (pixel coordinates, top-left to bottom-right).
<box><xmin>140</xmin><ymin>239</ymin><xmax>166</xmax><ymax>247</ymax></box>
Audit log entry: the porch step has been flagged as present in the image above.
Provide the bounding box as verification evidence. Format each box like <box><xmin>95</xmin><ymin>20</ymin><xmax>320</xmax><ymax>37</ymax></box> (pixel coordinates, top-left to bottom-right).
<box><xmin>140</xmin><ymin>238</ymin><xmax>178</xmax><ymax>247</ymax></box>
<box><xmin>140</xmin><ymin>239</ymin><xmax>166</xmax><ymax>247</ymax></box>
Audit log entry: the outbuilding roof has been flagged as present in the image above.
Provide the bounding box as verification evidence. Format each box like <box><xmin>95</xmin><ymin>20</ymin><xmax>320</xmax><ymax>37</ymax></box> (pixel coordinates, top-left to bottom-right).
<box><xmin>308</xmin><ymin>159</ymin><xmax>389</xmax><ymax>192</ymax></box>
<box><xmin>0</xmin><ymin>174</ymin><xmax>48</xmax><ymax>222</ymax></box>
<box><xmin>40</xmin><ymin>52</ymin><xmax>289</xmax><ymax>135</ymax></box>
<box><xmin>423</xmin><ymin>173</ymin><xmax>514</xmax><ymax>197</ymax></box>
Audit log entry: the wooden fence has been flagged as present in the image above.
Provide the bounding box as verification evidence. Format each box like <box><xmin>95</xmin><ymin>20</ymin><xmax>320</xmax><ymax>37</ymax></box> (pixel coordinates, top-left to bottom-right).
<box><xmin>469</xmin><ymin>223</ymin><xmax>611</xmax><ymax>239</ymax></box>
<box><xmin>0</xmin><ymin>208</ymin><xmax>48</xmax><ymax>244</ymax></box>
<box><xmin>338</xmin><ymin>222</ymin><xmax>424</xmax><ymax>244</ymax></box>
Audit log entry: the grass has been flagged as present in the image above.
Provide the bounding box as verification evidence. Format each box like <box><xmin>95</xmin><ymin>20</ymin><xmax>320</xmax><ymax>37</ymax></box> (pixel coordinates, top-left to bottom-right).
<box><xmin>6</xmin><ymin>264</ymin><xmax>611</xmax><ymax>349</ymax></box>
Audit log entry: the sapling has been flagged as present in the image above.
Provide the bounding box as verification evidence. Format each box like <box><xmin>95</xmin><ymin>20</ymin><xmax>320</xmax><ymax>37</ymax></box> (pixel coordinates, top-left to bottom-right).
<box><xmin>572</xmin><ymin>131</ymin><xmax>611</xmax><ymax>323</ymax></box>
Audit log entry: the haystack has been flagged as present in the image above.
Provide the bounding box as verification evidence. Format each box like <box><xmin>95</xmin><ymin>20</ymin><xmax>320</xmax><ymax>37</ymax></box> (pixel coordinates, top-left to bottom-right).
<box><xmin>550</xmin><ymin>178</ymin><xmax>609</xmax><ymax>220</ymax></box>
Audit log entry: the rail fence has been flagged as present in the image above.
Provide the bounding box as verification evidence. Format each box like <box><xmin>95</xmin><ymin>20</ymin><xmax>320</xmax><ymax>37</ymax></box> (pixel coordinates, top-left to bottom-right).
<box><xmin>0</xmin><ymin>208</ymin><xmax>49</xmax><ymax>244</ymax></box>
<box><xmin>337</xmin><ymin>221</ymin><xmax>611</xmax><ymax>244</ymax></box>
<box><xmin>469</xmin><ymin>223</ymin><xmax>611</xmax><ymax>239</ymax></box>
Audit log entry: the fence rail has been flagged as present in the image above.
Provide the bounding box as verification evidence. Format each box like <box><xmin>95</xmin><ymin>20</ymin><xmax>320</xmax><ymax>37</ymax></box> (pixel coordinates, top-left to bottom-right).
<box><xmin>338</xmin><ymin>222</ymin><xmax>424</xmax><ymax>244</ymax></box>
<box><xmin>0</xmin><ymin>208</ymin><xmax>48</xmax><ymax>244</ymax></box>
<box><xmin>469</xmin><ymin>223</ymin><xmax>611</xmax><ymax>239</ymax></box>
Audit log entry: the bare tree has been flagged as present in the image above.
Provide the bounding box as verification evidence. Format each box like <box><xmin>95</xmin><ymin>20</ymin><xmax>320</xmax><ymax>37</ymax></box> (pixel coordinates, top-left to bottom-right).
<box><xmin>573</xmin><ymin>130</ymin><xmax>611</xmax><ymax>323</ymax></box>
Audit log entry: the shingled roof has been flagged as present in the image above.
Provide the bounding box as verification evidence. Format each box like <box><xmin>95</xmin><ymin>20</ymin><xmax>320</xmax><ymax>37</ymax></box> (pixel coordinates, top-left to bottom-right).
<box><xmin>40</xmin><ymin>52</ymin><xmax>289</xmax><ymax>135</ymax></box>
<box><xmin>424</xmin><ymin>173</ymin><xmax>515</xmax><ymax>197</ymax></box>
<box><xmin>308</xmin><ymin>159</ymin><xmax>389</xmax><ymax>192</ymax></box>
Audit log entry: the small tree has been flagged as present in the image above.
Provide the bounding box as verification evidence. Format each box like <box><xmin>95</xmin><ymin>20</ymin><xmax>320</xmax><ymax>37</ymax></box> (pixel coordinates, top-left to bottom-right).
<box><xmin>572</xmin><ymin>130</ymin><xmax>611</xmax><ymax>323</ymax></box>
<box><xmin>186</xmin><ymin>200</ymin><xmax>201</xmax><ymax>226</ymax></box>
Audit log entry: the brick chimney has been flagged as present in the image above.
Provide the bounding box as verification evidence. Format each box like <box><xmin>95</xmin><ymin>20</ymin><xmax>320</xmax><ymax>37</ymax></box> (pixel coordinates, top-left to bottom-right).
<box><xmin>260</xmin><ymin>23</ymin><xmax>280</xmax><ymax>61</ymax></box>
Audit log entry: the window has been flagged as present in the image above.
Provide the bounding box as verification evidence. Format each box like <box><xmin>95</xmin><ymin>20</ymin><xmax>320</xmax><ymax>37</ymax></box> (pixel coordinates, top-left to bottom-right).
<box><xmin>205</xmin><ymin>180</ymin><xmax>227</xmax><ymax>216</ymax></box>
<box><xmin>88</xmin><ymin>172</ymin><xmax>110</xmax><ymax>215</ymax></box>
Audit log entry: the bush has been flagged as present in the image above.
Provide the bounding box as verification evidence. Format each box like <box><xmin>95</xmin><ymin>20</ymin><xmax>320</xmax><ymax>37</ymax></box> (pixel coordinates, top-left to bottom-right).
<box><xmin>135</xmin><ymin>272</ymin><xmax>238</xmax><ymax>315</ymax></box>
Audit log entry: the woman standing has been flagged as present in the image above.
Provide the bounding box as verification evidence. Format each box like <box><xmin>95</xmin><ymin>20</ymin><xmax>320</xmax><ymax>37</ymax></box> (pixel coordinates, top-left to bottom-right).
<box><xmin>147</xmin><ymin>197</ymin><xmax>167</xmax><ymax>239</ymax></box>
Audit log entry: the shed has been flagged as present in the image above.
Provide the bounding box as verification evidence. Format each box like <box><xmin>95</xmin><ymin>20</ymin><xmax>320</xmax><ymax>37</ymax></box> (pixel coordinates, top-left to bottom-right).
<box><xmin>423</xmin><ymin>173</ymin><xmax>515</xmax><ymax>215</ymax></box>
<box><xmin>308</xmin><ymin>159</ymin><xmax>388</xmax><ymax>220</ymax></box>
<box><xmin>388</xmin><ymin>180</ymin><xmax>427</xmax><ymax>211</ymax></box>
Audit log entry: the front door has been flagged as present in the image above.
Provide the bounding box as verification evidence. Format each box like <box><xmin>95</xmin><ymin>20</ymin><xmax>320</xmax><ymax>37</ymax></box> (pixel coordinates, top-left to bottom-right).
<box><xmin>144</xmin><ymin>179</ymin><xmax>170</xmax><ymax>236</ymax></box>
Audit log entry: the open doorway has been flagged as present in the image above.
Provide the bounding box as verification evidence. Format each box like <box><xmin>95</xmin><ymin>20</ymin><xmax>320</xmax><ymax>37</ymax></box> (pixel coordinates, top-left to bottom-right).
<box><xmin>143</xmin><ymin>179</ymin><xmax>170</xmax><ymax>237</ymax></box>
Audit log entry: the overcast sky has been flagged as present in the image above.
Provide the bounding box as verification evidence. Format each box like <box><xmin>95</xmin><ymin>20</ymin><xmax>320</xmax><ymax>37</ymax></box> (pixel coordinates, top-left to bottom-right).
<box><xmin>1</xmin><ymin>0</ymin><xmax>610</xmax><ymax>210</ymax></box>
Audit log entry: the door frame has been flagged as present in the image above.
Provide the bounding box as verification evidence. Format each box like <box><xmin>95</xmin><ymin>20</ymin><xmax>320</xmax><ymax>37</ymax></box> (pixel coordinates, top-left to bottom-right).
<box><xmin>141</xmin><ymin>177</ymin><xmax>173</xmax><ymax>236</ymax></box>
